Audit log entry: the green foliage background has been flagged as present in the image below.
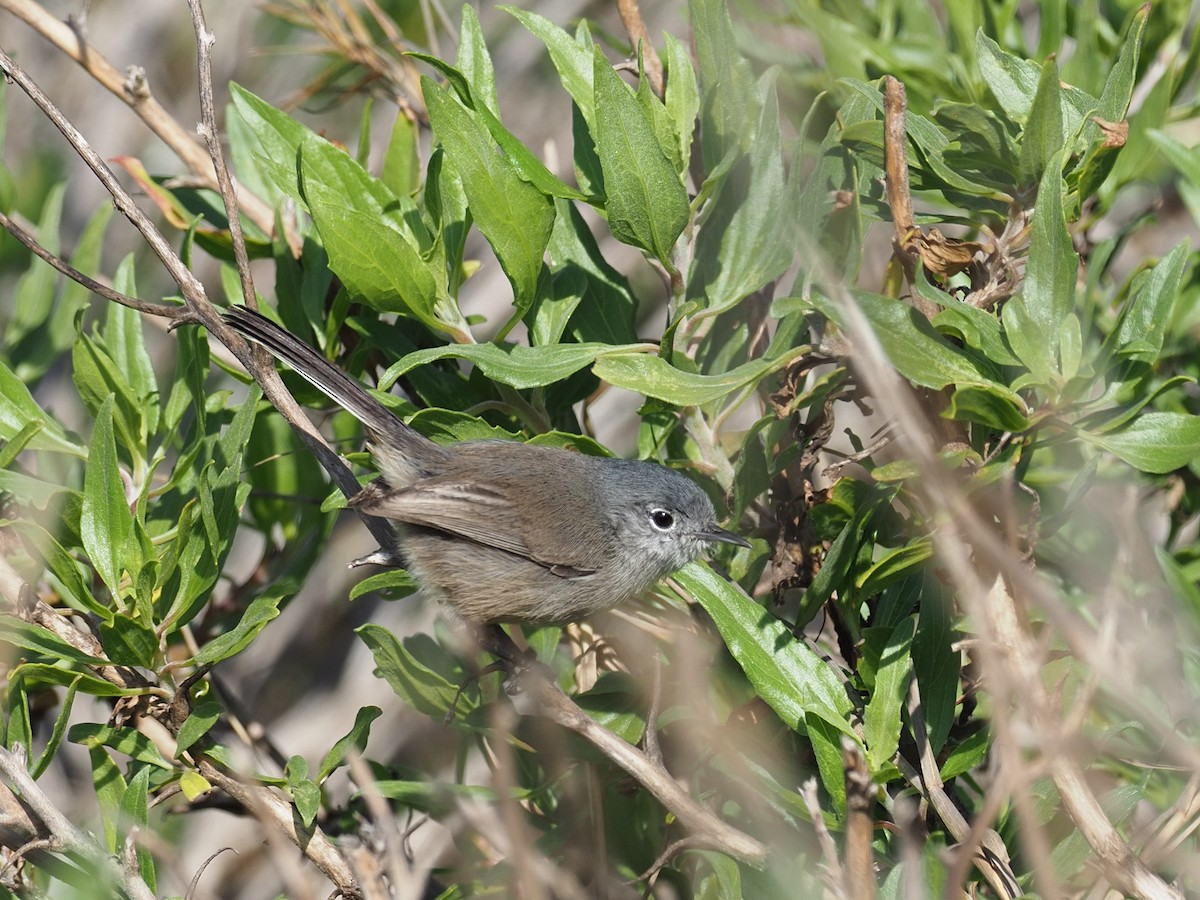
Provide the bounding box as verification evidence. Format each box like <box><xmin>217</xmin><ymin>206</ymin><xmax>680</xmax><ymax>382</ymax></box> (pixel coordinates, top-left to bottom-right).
<box><xmin>1</xmin><ymin>0</ymin><xmax>1199</xmax><ymax>896</ymax></box>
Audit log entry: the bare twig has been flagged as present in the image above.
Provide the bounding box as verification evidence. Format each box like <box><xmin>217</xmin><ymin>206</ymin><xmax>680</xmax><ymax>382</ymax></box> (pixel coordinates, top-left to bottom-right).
<box><xmin>185</xmin><ymin>0</ymin><xmax>257</xmax><ymax>311</ymax></box>
<box><xmin>347</xmin><ymin>751</ymin><xmax>431</xmax><ymax>899</ymax></box>
<box><xmin>0</xmin><ymin>208</ymin><xmax>179</xmax><ymax>318</ymax></box>
<box><xmin>615</xmin><ymin>0</ymin><xmax>664</xmax><ymax>97</ymax></box>
<box><xmin>0</xmin><ymin>0</ymin><xmax>274</xmax><ymax>234</ymax></box>
<box><xmin>800</xmin><ymin>777</ymin><xmax>845</xmax><ymax>899</ymax></box>
<box><xmin>902</xmin><ymin>680</ymin><xmax>1020</xmax><ymax>898</ymax></box>
<box><xmin>842</xmin><ymin>739</ymin><xmax>877</xmax><ymax>900</ymax></box>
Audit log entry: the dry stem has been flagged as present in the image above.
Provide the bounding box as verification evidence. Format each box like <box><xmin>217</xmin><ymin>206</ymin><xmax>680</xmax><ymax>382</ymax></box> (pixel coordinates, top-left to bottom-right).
<box><xmin>0</xmin><ymin>0</ymin><xmax>275</xmax><ymax>234</ymax></box>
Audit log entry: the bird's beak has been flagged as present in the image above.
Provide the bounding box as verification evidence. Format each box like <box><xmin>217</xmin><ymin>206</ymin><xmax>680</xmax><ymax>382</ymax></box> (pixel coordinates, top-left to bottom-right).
<box><xmin>697</xmin><ymin>525</ymin><xmax>752</xmax><ymax>548</ymax></box>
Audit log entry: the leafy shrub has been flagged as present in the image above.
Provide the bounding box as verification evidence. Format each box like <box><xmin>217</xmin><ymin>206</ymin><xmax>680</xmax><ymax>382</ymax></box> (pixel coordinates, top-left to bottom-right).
<box><xmin>1</xmin><ymin>0</ymin><xmax>1198</xmax><ymax>897</ymax></box>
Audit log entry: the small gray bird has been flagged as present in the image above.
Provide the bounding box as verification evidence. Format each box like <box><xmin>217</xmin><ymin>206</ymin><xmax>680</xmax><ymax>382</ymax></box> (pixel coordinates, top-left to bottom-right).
<box><xmin>224</xmin><ymin>307</ymin><xmax>749</xmax><ymax>628</ymax></box>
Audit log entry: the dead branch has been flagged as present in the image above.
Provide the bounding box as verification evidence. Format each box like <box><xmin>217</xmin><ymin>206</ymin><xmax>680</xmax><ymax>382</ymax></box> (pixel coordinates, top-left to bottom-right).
<box><xmin>615</xmin><ymin>0</ymin><xmax>664</xmax><ymax>97</ymax></box>
<box><xmin>0</xmin><ymin>0</ymin><xmax>275</xmax><ymax>234</ymax></box>
<box><xmin>508</xmin><ymin>667</ymin><xmax>769</xmax><ymax>867</ymax></box>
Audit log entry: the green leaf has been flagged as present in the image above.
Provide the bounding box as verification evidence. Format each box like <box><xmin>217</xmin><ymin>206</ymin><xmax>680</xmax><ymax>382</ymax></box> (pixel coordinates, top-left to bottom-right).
<box><xmin>72</xmin><ymin>332</ymin><xmax>145</xmax><ymax>456</ymax></box>
<box><xmin>11</xmin><ymin>662</ymin><xmax>144</xmax><ymax>697</ymax></box>
<box><xmin>691</xmin><ymin>0</ymin><xmax>758</xmax><ymax>168</ymax></box>
<box><xmin>381</xmin><ymin>110</ymin><xmax>420</xmax><ymax>198</ymax></box>
<box><xmin>189</xmin><ymin>581</ymin><xmax>292</xmax><ymax>667</ymax></box>
<box><xmin>349</xmin><ymin>569</ymin><xmax>418</xmax><ymax>601</ymax></box>
<box><xmin>1112</xmin><ymin>241</ymin><xmax>1189</xmax><ymax>363</ymax></box>
<box><xmin>675</xmin><ymin>563</ymin><xmax>857</xmax><ymax>740</ymax></box>
<box><xmin>424</xmin><ymin>78</ymin><xmax>555</xmax><ymax>316</ymax></box>
<box><xmin>592</xmin><ymin>46</ymin><xmax>689</xmax><ymax>263</ymax></box>
<box><xmin>1084</xmin><ymin>412</ymin><xmax>1200</xmax><ymax>475</ymax></box>
<box><xmin>0</xmin><ymin>356</ymin><xmax>84</xmax><ymax>456</ymax></box>
<box><xmin>911</xmin><ymin>582</ymin><xmax>957</xmax><ymax>754</ymax></box>
<box><xmin>502</xmin><ymin>7</ymin><xmax>595</xmax><ymax>131</ymax></box>
<box><xmin>286</xmin><ymin>756</ymin><xmax>321</xmax><ymax>828</ymax></box>
<box><xmin>1002</xmin><ymin>151</ymin><xmax>1076</xmax><ymax>383</ymax></box>
<box><xmin>806</xmin><ymin>713</ymin><xmax>848</xmax><ymax>813</ymax></box>
<box><xmin>381</xmin><ymin>341</ymin><xmax>643</xmax><ymax>392</ymax></box>
<box><xmin>104</xmin><ymin>261</ymin><xmax>159</xmax><ymax>436</ymax></box>
<box><xmin>940</xmin><ymin>728</ymin><xmax>991</xmax><ymax>780</ymax></box>
<box><xmin>298</xmin><ymin>142</ymin><xmax>468</xmax><ymax>340</ymax></box>
<box><xmin>864</xmin><ymin>616</ymin><xmax>916</xmax><ymax>772</ymax></box>
<box><xmin>0</xmin><ymin>616</ymin><xmax>109</xmax><ymax>666</ymax></box>
<box><xmin>371</xmin><ymin>779</ymin><xmax>498</xmax><ymax>815</ymax></box>
<box><xmin>543</xmin><ymin>198</ymin><xmax>638</xmax><ymax>345</ymax></box>
<box><xmin>688</xmin><ymin>74</ymin><xmax>795</xmax><ymax>314</ymax></box>
<box><xmin>1096</xmin><ymin>5</ymin><xmax>1149</xmax><ymax>123</ymax></box>
<box><xmin>98</xmin><ymin>615</ymin><xmax>158</xmax><ymax>669</ymax></box>
<box><xmin>358</xmin><ymin>624</ymin><xmax>468</xmax><ymax>720</ymax></box>
<box><xmin>318</xmin><ymin>706</ymin><xmax>382</xmax><ymax>783</ymax></box>
<box><xmin>946</xmin><ymin>384</ymin><xmax>1031</xmax><ymax>431</ymax></box>
<box><xmin>1018</xmin><ymin>56</ymin><xmax>1064</xmax><ymax>187</ymax></box>
<box><xmin>175</xmin><ymin>701</ymin><xmax>222</xmax><ymax>756</ymax></box>
<box><xmin>662</xmin><ymin>32</ymin><xmax>699</xmax><ymax>173</ymax></box>
<box><xmin>856</xmin><ymin>543</ymin><xmax>936</xmax><ymax>598</ymax></box>
<box><xmin>575</xmin><ymin>672</ymin><xmax>646</xmax><ymax>744</ymax></box>
<box><xmin>81</xmin><ymin>396</ymin><xmax>133</xmax><ymax>600</ymax></box>
<box><xmin>84</xmin><ymin>746</ymin><xmax>127</xmax><ymax>856</ymax></box>
<box><xmin>811</xmin><ymin>291</ymin><xmax>1010</xmax><ymax>393</ymax></box>
<box><xmin>30</xmin><ymin>676</ymin><xmax>84</xmax><ymax>780</ymax></box>
<box><xmin>412</xmin><ymin>55</ymin><xmax>586</xmax><ymax>202</ymax></box>
<box><xmin>1023</xmin><ymin>151</ymin><xmax>1076</xmax><ymax>329</ymax></box>
<box><xmin>976</xmin><ymin>31</ymin><xmax>1095</xmax><ymax>142</ymax></box>
<box><xmin>593</xmin><ymin>347</ymin><xmax>807</xmax><ymax>407</ymax></box>
<box><xmin>69</xmin><ymin>724</ymin><xmax>173</xmax><ymax>769</ymax></box>
<box><xmin>180</xmin><ymin>769</ymin><xmax>213</xmax><ymax>801</ymax></box>
<box><xmin>455</xmin><ymin>4</ymin><xmax>498</xmax><ymax>115</ymax></box>
<box><xmin>119</xmin><ymin>763</ymin><xmax>151</xmax><ymax>835</ymax></box>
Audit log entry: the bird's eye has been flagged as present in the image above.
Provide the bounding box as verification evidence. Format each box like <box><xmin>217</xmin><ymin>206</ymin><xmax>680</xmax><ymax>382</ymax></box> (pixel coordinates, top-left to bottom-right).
<box><xmin>649</xmin><ymin>508</ymin><xmax>676</xmax><ymax>531</ymax></box>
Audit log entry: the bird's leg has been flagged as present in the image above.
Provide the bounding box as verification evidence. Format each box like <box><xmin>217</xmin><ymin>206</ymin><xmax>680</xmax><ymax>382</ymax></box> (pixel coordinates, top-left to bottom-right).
<box><xmin>443</xmin><ymin>624</ymin><xmax>549</xmax><ymax>724</ymax></box>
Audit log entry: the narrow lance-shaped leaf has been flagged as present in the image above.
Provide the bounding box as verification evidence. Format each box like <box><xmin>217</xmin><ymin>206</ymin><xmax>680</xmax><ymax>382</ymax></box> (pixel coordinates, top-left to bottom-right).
<box><xmin>502</xmin><ymin>6</ymin><xmax>596</xmax><ymax>131</ymax></box>
<box><xmin>1083</xmin><ymin>412</ymin><xmax>1200</xmax><ymax>475</ymax></box>
<box><xmin>1018</xmin><ymin>56</ymin><xmax>1064</xmax><ymax>188</ymax></box>
<box><xmin>592</xmin><ymin>46</ymin><xmax>689</xmax><ymax>265</ymax></box>
<box><xmin>424</xmin><ymin>78</ymin><xmax>555</xmax><ymax>320</ymax></box>
<box><xmin>688</xmin><ymin>73</ymin><xmax>794</xmax><ymax>314</ymax></box>
<box><xmin>675</xmin><ymin>563</ymin><xmax>858</xmax><ymax>740</ymax></box>
<box><xmin>864</xmin><ymin>616</ymin><xmax>916</xmax><ymax>771</ymax></box>
<box><xmin>1002</xmin><ymin>149</ymin><xmax>1076</xmax><ymax>384</ymax></box>
<box><xmin>455</xmin><ymin>4</ymin><xmax>498</xmax><ymax>115</ymax></box>
<box><xmin>594</xmin><ymin>346</ymin><xmax>809</xmax><ymax>407</ymax></box>
<box><xmin>662</xmin><ymin>32</ymin><xmax>699</xmax><ymax>174</ymax></box>
<box><xmin>81</xmin><ymin>396</ymin><xmax>133</xmax><ymax>601</ymax></box>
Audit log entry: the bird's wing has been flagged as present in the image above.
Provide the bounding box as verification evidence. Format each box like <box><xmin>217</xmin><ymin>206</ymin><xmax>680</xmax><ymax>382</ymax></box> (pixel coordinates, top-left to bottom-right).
<box><xmin>356</xmin><ymin>478</ymin><xmax>605</xmax><ymax>577</ymax></box>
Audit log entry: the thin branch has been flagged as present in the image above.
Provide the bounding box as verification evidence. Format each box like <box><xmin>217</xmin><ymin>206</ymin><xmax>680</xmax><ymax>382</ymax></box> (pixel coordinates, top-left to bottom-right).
<box><xmin>901</xmin><ymin>679</ymin><xmax>1021</xmax><ymax>899</ymax></box>
<box><xmin>0</xmin><ymin>209</ymin><xmax>179</xmax><ymax>319</ymax></box>
<box><xmin>615</xmin><ymin>0</ymin><xmax>664</xmax><ymax>97</ymax></box>
<box><xmin>198</xmin><ymin>760</ymin><xmax>362</xmax><ymax>899</ymax></box>
<box><xmin>185</xmin><ymin>0</ymin><xmax>257</xmax><ymax>311</ymax></box>
<box><xmin>842</xmin><ymin>739</ymin><xmax>877</xmax><ymax>900</ymax></box>
<box><xmin>0</xmin><ymin>0</ymin><xmax>275</xmax><ymax>234</ymax></box>
<box><xmin>0</xmin><ymin>746</ymin><xmax>156</xmax><ymax>900</ymax></box>
<box><xmin>800</xmin><ymin>777</ymin><xmax>845</xmax><ymax>899</ymax></box>
<box><xmin>507</xmin><ymin>667</ymin><xmax>768</xmax><ymax>867</ymax></box>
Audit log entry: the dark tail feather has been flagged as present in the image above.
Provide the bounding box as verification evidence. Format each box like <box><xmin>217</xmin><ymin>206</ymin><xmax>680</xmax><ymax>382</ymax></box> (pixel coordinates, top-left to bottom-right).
<box><xmin>223</xmin><ymin>307</ymin><xmax>444</xmax><ymax>478</ymax></box>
